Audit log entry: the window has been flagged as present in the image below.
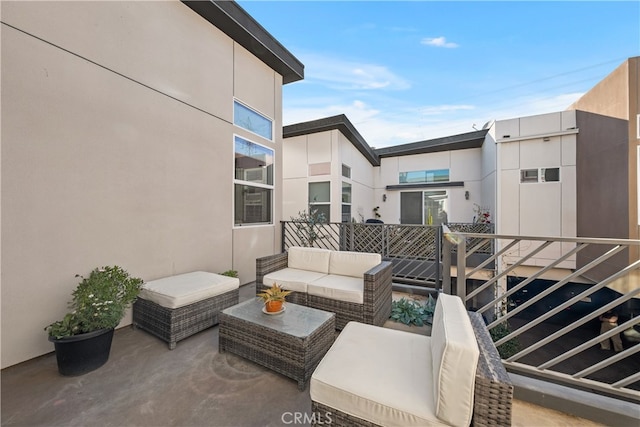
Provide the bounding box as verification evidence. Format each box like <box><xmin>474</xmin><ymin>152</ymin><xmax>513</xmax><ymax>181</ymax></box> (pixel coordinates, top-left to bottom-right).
<box><xmin>234</xmin><ymin>136</ymin><xmax>273</xmax><ymax>225</ymax></box>
<box><xmin>342</xmin><ymin>182</ymin><xmax>352</xmax><ymax>222</ymax></box>
<box><xmin>342</xmin><ymin>164</ymin><xmax>351</xmax><ymax>178</ymax></box>
<box><xmin>233</xmin><ymin>100</ymin><xmax>273</xmax><ymax>141</ymax></box>
<box><xmin>520</xmin><ymin>169</ymin><xmax>538</xmax><ymax>183</ymax></box>
<box><xmin>399</xmin><ymin>169</ymin><xmax>449</xmax><ymax>184</ymax></box>
<box><xmin>541</xmin><ymin>168</ymin><xmax>560</xmax><ymax>182</ymax></box>
<box><xmin>309</xmin><ymin>182</ymin><xmax>330</xmax><ymax>222</ymax></box>
<box><xmin>520</xmin><ymin>168</ymin><xmax>560</xmax><ymax>183</ymax></box>
<box><xmin>400</xmin><ymin>191</ymin><xmax>448</xmax><ymax>225</ymax></box>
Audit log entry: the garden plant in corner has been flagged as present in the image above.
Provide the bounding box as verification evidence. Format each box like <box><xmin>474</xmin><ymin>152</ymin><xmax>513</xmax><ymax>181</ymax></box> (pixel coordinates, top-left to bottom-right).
<box><xmin>45</xmin><ymin>265</ymin><xmax>143</xmax><ymax>376</ymax></box>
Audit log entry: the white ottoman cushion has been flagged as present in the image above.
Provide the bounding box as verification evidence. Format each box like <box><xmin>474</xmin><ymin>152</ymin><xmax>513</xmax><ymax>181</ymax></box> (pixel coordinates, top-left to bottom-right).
<box><xmin>263</xmin><ymin>268</ymin><xmax>327</xmax><ymax>293</ymax></box>
<box><xmin>329</xmin><ymin>251</ymin><xmax>381</xmax><ymax>278</ymax></box>
<box><xmin>287</xmin><ymin>247</ymin><xmax>331</xmax><ymax>274</ymax></box>
<box><xmin>311</xmin><ymin>322</ymin><xmax>446</xmax><ymax>426</ymax></box>
<box><xmin>307</xmin><ymin>275</ymin><xmax>364</xmax><ymax>304</ymax></box>
<box><xmin>430</xmin><ymin>294</ymin><xmax>479</xmax><ymax>427</ymax></box>
<box><xmin>140</xmin><ymin>271</ymin><xmax>239</xmax><ymax>309</ymax></box>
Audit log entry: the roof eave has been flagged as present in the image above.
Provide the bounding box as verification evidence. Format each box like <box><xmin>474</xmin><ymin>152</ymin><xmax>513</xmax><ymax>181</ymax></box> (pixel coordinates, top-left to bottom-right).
<box><xmin>284</xmin><ymin>115</ymin><xmax>380</xmax><ymax>166</ymax></box>
<box><xmin>181</xmin><ymin>0</ymin><xmax>304</xmax><ymax>84</ymax></box>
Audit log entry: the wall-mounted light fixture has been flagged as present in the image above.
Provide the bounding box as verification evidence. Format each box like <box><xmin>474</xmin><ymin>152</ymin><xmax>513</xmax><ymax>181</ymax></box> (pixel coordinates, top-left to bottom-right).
<box><xmin>382</xmin><ymin>194</ymin><xmax>387</xmax><ymax>202</ymax></box>
<box><xmin>465</xmin><ymin>191</ymin><xmax>470</xmax><ymax>200</ymax></box>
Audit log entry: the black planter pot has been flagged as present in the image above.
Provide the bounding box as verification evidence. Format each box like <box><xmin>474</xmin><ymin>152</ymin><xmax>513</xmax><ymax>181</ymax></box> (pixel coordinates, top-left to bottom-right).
<box><xmin>49</xmin><ymin>328</ymin><xmax>114</xmax><ymax>376</ymax></box>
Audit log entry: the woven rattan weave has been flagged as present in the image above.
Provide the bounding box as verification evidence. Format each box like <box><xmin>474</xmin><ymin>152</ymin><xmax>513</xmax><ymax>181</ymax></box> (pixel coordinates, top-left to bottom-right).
<box><xmin>219</xmin><ymin>298</ymin><xmax>336</xmax><ymax>390</ymax></box>
<box><xmin>132</xmin><ymin>288</ymin><xmax>239</xmax><ymax>350</ymax></box>
<box><xmin>256</xmin><ymin>251</ymin><xmax>392</xmax><ymax>329</ymax></box>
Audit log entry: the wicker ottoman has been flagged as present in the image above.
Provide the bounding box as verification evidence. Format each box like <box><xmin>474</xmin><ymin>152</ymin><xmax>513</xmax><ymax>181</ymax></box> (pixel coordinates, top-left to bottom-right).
<box><xmin>133</xmin><ymin>271</ymin><xmax>239</xmax><ymax>349</ymax></box>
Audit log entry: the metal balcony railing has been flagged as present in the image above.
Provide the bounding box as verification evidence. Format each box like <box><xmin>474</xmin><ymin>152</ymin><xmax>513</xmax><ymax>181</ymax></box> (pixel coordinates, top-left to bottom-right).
<box><xmin>441</xmin><ymin>226</ymin><xmax>640</xmax><ymax>402</ymax></box>
<box><xmin>281</xmin><ymin>220</ymin><xmax>494</xmax><ymax>286</ymax></box>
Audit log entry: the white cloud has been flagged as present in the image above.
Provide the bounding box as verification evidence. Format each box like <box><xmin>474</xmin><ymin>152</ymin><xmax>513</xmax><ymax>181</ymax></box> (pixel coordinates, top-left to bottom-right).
<box><xmin>419</xmin><ymin>104</ymin><xmax>475</xmax><ymax>116</ymax></box>
<box><xmin>300</xmin><ymin>52</ymin><xmax>411</xmax><ymax>90</ymax></box>
<box><xmin>421</xmin><ymin>36</ymin><xmax>459</xmax><ymax>48</ymax></box>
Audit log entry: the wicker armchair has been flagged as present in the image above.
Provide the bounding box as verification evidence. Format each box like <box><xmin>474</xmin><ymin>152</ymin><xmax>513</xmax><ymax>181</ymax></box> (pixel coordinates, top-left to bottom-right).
<box><xmin>256</xmin><ymin>251</ymin><xmax>393</xmax><ymax>330</ymax></box>
<box><xmin>310</xmin><ymin>310</ymin><xmax>513</xmax><ymax>427</ymax></box>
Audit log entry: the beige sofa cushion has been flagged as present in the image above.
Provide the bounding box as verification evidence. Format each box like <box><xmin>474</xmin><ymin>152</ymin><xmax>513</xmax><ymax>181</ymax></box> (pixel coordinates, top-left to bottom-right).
<box><xmin>430</xmin><ymin>294</ymin><xmax>479</xmax><ymax>427</ymax></box>
<box><xmin>263</xmin><ymin>268</ymin><xmax>327</xmax><ymax>293</ymax></box>
<box><xmin>311</xmin><ymin>322</ymin><xmax>447</xmax><ymax>426</ymax></box>
<box><xmin>307</xmin><ymin>274</ymin><xmax>364</xmax><ymax>304</ymax></box>
<box><xmin>287</xmin><ymin>247</ymin><xmax>331</xmax><ymax>274</ymax></box>
<box><xmin>328</xmin><ymin>251</ymin><xmax>381</xmax><ymax>278</ymax></box>
<box><xmin>140</xmin><ymin>271</ymin><xmax>239</xmax><ymax>309</ymax></box>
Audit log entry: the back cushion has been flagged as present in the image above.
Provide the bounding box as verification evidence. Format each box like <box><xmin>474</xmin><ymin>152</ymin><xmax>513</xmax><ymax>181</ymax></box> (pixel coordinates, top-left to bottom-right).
<box><xmin>430</xmin><ymin>294</ymin><xmax>479</xmax><ymax>427</ymax></box>
<box><xmin>287</xmin><ymin>246</ymin><xmax>331</xmax><ymax>274</ymax></box>
<box><xmin>329</xmin><ymin>251</ymin><xmax>381</xmax><ymax>278</ymax></box>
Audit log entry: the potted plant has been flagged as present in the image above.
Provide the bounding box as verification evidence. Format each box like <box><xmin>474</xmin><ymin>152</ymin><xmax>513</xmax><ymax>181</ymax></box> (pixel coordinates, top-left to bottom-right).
<box><xmin>257</xmin><ymin>283</ymin><xmax>292</xmax><ymax>313</ymax></box>
<box><xmin>45</xmin><ymin>265</ymin><xmax>143</xmax><ymax>376</ymax></box>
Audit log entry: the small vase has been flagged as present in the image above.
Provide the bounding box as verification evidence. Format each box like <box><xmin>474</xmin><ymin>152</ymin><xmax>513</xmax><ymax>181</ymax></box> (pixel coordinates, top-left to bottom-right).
<box><xmin>265</xmin><ymin>300</ymin><xmax>283</xmax><ymax>313</ymax></box>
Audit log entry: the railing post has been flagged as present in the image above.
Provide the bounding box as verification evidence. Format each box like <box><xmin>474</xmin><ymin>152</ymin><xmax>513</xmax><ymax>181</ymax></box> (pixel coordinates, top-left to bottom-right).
<box><xmin>457</xmin><ymin>236</ymin><xmax>467</xmax><ymax>302</ymax></box>
<box><xmin>435</xmin><ymin>226</ymin><xmax>442</xmax><ymax>291</ymax></box>
<box><xmin>281</xmin><ymin>221</ymin><xmax>286</xmax><ymax>252</ymax></box>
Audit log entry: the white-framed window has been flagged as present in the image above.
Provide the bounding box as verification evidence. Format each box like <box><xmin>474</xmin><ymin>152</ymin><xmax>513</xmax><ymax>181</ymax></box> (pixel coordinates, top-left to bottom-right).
<box><xmin>399</xmin><ymin>169</ymin><xmax>449</xmax><ymax>184</ymax></box>
<box><xmin>234</xmin><ymin>135</ymin><xmax>274</xmax><ymax>226</ymax></box>
<box><xmin>520</xmin><ymin>167</ymin><xmax>560</xmax><ymax>183</ymax></box>
<box><xmin>342</xmin><ymin>164</ymin><xmax>351</xmax><ymax>178</ymax></box>
<box><xmin>309</xmin><ymin>181</ymin><xmax>330</xmax><ymax>222</ymax></box>
<box><xmin>400</xmin><ymin>191</ymin><xmax>448</xmax><ymax>225</ymax></box>
<box><xmin>342</xmin><ymin>182</ymin><xmax>352</xmax><ymax>222</ymax></box>
<box><xmin>233</xmin><ymin>99</ymin><xmax>273</xmax><ymax>141</ymax></box>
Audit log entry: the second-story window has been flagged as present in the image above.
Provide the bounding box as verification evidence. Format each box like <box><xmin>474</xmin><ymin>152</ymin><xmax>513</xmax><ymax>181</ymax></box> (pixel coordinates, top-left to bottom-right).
<box><xmin>233</xmin><ymin>100</ymin><xmax>273</xmax><ymax>141</ymax></box>
<box><xmin>234</xmin><ymin>136</ymin><xmax>274</xmax><ymax>226</ymax></box>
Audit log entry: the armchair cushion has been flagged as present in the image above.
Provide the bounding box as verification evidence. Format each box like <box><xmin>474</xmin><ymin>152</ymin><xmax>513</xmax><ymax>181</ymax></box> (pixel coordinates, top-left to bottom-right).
<box><xmin>430</xmin><ymin>294</ymin><xmax>479</xmax><ymax>427</ymax></box>
<box><xmin>311</xmin><ymin>321</ymin><xmax>446</xmax><ymax>426</ymax></box>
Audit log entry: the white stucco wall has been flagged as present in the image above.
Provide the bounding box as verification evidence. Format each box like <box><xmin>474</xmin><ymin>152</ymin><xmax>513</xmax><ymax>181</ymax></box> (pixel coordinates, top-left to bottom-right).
<box><xmin>1</xmin><ymin>1</ymin><xmax>284</xmax><ymax>367</ymax></box>
<box><xmin>495</xmin><ymin>111</ymin><xmax>577</xmax><ymax>268</ymax></box>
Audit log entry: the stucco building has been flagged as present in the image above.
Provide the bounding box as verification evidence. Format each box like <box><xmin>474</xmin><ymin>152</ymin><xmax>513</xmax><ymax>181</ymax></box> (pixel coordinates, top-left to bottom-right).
<box><xmin>1</xmin><ymin>0</ymin><xmax>302</xmax><ymax>368</ymax></box>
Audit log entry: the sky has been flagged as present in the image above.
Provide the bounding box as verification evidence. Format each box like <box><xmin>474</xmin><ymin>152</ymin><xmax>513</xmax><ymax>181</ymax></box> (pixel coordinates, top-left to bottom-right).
<box><xmin>237</xmin><ymin>0</ymin><xmax>640</xmax><ymax>148</ymax></box>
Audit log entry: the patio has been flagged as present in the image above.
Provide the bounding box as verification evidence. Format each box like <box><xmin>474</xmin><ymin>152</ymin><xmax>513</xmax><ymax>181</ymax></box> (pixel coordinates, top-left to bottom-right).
<box><xmin>1</xmin><ymin>284</ymin><xmax>604</xmax><ymax>427</ymax></box>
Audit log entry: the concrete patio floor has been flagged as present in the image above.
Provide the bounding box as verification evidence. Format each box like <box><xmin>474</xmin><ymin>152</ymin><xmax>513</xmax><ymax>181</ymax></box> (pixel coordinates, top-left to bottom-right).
<box><xmin>1</xmin><ymin>284</ymin><xmax>605</xmax><ymax>427</ymax></box>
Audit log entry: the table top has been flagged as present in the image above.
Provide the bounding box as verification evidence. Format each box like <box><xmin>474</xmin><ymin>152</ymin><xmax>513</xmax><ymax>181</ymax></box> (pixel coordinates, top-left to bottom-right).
<box><xmin>221</xmin><ymin>298</ymin><xmax>334</xmax><ymax>338</ymax></box>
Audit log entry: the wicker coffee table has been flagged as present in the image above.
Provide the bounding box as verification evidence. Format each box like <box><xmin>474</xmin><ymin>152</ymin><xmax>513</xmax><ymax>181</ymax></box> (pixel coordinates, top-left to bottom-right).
<box><xmin>219</xmin><ymin>298</ymin><xmax>336</xmax><ymax>390</ymax></box>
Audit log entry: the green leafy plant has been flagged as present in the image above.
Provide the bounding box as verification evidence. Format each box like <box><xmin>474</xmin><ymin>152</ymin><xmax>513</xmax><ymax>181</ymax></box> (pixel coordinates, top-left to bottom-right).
<box><xmin>220</xmin><ymin>270</ymin><xmax>238</xmax><ymax>278</ymax></box>
<box><xmin>257</xmin><ymin>283</ymin><xmax>292</xmax><ymax>303</ymax></box>
<box><xmin>290</xmin><ymin>208</ymin><xmax>327</xmax><ymax>247</ymax></box>
<box><xmin>489</xmin><ymin>321</ymin><xmax>521</xmax><ymax>359</ymax></box>
<box><xmin>45</xmin><ymin>266</ymin><xmax>143</xmax><ymax>339</ymax></box>
<box><xmin>390</xmin><ymin>295</ymin><xmax>436</xmax><ymax>326</ymax></box>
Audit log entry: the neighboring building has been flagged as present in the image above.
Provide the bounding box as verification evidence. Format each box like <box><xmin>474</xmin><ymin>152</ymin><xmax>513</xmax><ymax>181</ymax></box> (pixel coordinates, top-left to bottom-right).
<box><xmin>1</xmin><ymin>1</ymin><xmax>302</xmax><ymax>368</ymax></box>
<box><xmin>283</xmin><ymin>115</ymin><xmax>489</xmax><ymax>226</ymax></box>
<box><xmin>282</xmin><ymin>57</ymin><xmax>639</xmax><ymax>293</ymax></box>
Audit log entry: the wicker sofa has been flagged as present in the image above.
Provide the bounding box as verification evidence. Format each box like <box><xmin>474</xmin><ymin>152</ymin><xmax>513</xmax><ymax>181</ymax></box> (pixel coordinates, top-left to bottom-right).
<box><xmin>310</xmin><ymin>293</ymin><xmax>513</xmax><ymax>427</ymax></box>
<box><xmin>256</xmin><ymin>247</ymin><xmax>393</xmax><ymax>329</ymax></box>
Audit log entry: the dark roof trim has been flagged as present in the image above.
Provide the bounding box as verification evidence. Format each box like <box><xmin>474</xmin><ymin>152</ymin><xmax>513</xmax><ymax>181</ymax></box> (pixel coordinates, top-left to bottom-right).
<box><xmin>181</xmin><ymin>1</ymin><xmax>304</xmax><ymax>84</ymax></box>
<box><xmin>283</xmin><ymin>115</ymin><xmax>380</xmax><ymax>166</ymax></box>
<box><xmin>386</xmin><ymin>181</ymin><xmax>465</xmax><ymax>190</ymax></box>
<box><xmin>375</xmin><ymin>129</ymin><xmax>488</xmax><ymax>158</ymax></box>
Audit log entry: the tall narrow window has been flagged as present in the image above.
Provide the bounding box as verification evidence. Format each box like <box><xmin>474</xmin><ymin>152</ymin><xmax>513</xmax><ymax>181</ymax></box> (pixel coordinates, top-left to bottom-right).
<box><xmin>342</xmin><ymin>164</ymin><xmax>351</xmax><ymax>178</ymax></box>
<box><xmin>309</xmin><ymin>182</ymin><xmax>330</xmax><ymax>222</ymax></box>
<box><xmin>234</xmin><ymin>136</ymin><xmax>274</xmax><ymax>226</ymax></box>
<box><xmin>342</xmin><ymin>182</ymin><xmax>352</xmax><ymax>222</ymax></box>
<box><xmin>233</xmin><ymin>100</ymin><xmax>273</xmax><ymax>141</ymax></box>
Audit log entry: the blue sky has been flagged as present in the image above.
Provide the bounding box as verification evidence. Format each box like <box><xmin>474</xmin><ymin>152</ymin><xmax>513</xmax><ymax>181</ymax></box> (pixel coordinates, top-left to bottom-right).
<box><xmin>238</xmin><ymin>1</ymin><xmax>639</xmax><ymax>148</ymax></box>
